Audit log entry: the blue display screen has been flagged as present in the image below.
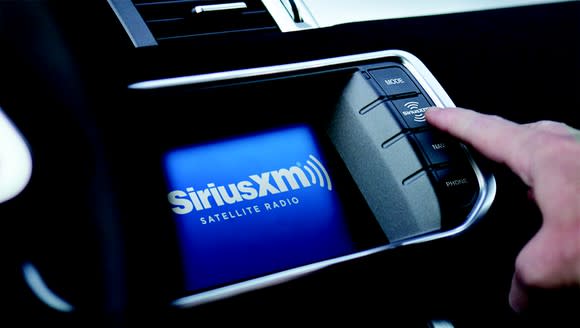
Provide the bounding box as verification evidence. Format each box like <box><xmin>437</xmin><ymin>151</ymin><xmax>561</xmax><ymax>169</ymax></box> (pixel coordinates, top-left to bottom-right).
<box><xmin>163</xmin><ymin>125</ymin><xmax>358</xmax><ymax>292</ymax></box>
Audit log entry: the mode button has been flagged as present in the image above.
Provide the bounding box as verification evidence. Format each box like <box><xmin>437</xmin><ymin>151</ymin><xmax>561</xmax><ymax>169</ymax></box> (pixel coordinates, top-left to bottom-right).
<box><xmin>369</xmin><ymin>67</ymin><xmax>420</xmax><ymax>97</ymax></box>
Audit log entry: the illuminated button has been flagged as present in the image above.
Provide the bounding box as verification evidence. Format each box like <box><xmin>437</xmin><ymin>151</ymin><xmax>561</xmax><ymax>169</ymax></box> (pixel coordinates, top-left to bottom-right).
<box><xmin>414</xmin><ymin>131</ymin><xmax>464</xmax><ymax>166</ymax></box>
<box><xmin>391</xmin><ymin>95</ymin><xmax>432</xmax><ymax>129</ymax></box>
<box><xmin>369</xmin><ymin>67</ymin><xmax>420</xmax><ymax>97</ymax></box>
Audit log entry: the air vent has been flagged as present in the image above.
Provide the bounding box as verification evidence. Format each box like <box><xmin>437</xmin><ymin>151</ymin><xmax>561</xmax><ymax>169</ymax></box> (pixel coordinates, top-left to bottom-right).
<box><xmin>111</xmin><ymin>0</ymin><xmax>279</xmax><ymax>45</ymax></box>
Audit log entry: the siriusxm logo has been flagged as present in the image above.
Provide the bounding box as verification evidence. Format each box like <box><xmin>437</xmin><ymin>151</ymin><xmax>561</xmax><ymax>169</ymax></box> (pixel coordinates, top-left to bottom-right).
<box><xmin>168</xmin><ymin>155</ymin><xmax>332</xmax><ymax>215</ymax></box>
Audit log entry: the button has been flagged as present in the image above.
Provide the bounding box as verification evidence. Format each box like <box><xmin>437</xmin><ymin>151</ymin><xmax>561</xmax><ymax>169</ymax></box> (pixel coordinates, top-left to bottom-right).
<box><xmin>380</xmin><ymin>134</ymin><xmax>423</xmax><ymax>182</ymax></box>
<box><xmin>342</xmin><ymin>72</ymin><xmax>383</xmax><ymax>114</ymax></box>
<box><xmin>414</xmin><ymin>131</ymin><xmax>464</xmax><ymax>166</ymax></box>
<box><xmin>390</xmin><ymin>95</ymin><xmax>432</xmax><ymax>129</ymax></box>
<box><xmin>433</xmin><ymin>165</ymin><xmax>479</xmax><ymax>229</ymax></box>
<box><xmin>361</xmin><ymin>102</ymin><xmax>402</xmax><ymax>146</ymax></box>
<box><xmin>433</xmin><ymin>166</ymin><xmax>479</xmax><ymax>209</ymax></box>
<box><xmin>369</xmin><ymin>67</ymin><xmax>420</xmax><ymax>97</ymax></box>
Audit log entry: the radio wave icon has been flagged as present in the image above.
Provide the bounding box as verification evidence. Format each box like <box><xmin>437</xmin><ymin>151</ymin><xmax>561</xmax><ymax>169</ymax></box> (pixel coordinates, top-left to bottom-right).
<box><xmin>404</xmin><ymin>101</ymin><xmax>419</xmax><ymax>109</ymax></box>
<box><xmin>403</xmin><ymin>101</ymin><xmax>426</xmax><ymax>122</ymax></box>
<box><xmin>302</xmin><ymin>155</ymin><xmax>332</xmax><ymax>191</ymax></box>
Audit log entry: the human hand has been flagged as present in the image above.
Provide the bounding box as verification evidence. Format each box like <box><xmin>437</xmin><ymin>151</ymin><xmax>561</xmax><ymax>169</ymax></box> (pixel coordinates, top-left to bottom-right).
<box><xmin>425</xmin><ymin>107</ymin><xmax>580</xmax><ymax>313</ymax></box>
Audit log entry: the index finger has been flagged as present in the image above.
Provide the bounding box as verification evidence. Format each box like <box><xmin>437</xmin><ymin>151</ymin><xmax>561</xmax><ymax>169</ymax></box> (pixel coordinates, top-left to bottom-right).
<box><xmin>425</xmin><ymin>107</ymin><xmax>535</xmax><ymax>185</ymax></box>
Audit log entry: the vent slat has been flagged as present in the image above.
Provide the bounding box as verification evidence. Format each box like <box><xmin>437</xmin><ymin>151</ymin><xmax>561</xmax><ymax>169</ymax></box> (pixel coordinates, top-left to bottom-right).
<box><xmin>146</xmin><ymin>10</ymin><xmax>276</xmax><ymax>39</ymax></box>
<box><xmin>155</xmin><ymin>26</ymin><xmax>278</xmax><ymax>41</ymax></box>
<box><xmin>131</xmin><ymin>0</ymin><xmax>278</xmax><ymax>41</ymax></box>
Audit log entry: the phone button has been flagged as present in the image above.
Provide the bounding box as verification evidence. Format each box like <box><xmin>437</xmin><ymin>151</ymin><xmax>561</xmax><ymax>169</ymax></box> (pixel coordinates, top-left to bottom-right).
<box><xmin>433</xmin><ymin>165</ymin><xmax>479</xmax><ymax>210</ymax></box>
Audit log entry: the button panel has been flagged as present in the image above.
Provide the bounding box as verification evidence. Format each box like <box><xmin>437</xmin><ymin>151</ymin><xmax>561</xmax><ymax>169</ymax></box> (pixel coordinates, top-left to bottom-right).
<box><xmin>361</xmin><ymin>63</ymin><xmax>482</xmax><ymax>231</ymax></box>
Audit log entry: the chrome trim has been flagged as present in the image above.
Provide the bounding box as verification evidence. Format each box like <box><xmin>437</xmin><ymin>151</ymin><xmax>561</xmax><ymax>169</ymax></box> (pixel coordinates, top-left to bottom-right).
<box><xmin>132</xmin><ymin>50</ymin><xmax>495</xmax><ymax>308</ymax></box>
<box><xmin>262</xmin><ymin>0</ymin><xmax>318</xmax><ymax>31</ymax></box>
<box><xmin>130</xmin><ymin>49</ymin><xmax>416</xmax><ymax>89</ymax></box>
<box><xmin>429</xmin><ymin>320</ymin><xmax>455</xmax><ymax>328</ymax></box>
<box><xmin>108</xmin><ymin>0</ymin><xmax>157</xmax><ymax>48</ymax></box>
<box><xmin>281</xmin><ymin>0</ymin><xmax>301</xmax><ymax>22</ymax></box>
<box><xmin>193</xmin><ymin>2</ymin><xmax>248</xmax><ymax>14</ymax></box>
<box><xmin>22</xmin><ymin>262</ymin><xmax>74</xmax><ymax>312</ymax></box>
<box><xmin>0</xmin><ymin>108</ymin><xmax>32</xmax><ymax>204</ymax></box>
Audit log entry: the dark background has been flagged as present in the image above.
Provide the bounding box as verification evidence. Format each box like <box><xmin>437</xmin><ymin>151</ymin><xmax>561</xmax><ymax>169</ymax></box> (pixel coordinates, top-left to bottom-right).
<box><xmin>0</xmin><ymin>1</ymin><xmax>578</xmax><ymax>327</ymax></box>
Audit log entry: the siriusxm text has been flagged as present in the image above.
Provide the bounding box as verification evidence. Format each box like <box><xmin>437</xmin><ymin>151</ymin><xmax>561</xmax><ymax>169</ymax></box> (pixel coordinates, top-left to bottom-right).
<box><xmin>168</xmin><ymin>166</ymin><xmax>313</xmax><ymax>215</ymax></box>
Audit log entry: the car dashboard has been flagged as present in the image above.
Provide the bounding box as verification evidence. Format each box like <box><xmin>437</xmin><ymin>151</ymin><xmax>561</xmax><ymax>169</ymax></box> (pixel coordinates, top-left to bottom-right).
<box><xmin>1</xmin><ymin>1</ymin><xmax>579</xmax><ymax>327</ymax></box>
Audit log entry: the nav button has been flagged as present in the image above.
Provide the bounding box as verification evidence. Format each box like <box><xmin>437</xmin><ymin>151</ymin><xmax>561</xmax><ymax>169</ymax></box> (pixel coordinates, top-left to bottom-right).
<box><xmin>415</xmin><ymin>131</ymin><xmax>464</xmax><ymax>166</ymax></box>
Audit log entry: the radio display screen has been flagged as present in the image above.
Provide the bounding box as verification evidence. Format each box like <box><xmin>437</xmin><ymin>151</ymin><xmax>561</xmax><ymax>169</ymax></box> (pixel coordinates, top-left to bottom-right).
<box><xmin>163</xmin><ymin>124</ymin><xmax>385</xmax><ymax>294</ymax></box>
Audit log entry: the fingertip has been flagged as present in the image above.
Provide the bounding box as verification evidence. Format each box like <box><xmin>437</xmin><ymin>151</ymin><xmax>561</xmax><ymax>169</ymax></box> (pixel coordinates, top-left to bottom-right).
<box><xmin>425</xmin><ymin>106</ymin><xmax>465</xmax><ymax>117</ymax></box>
<box><xmin>425</xmin><ymin>106</ymin><xmax>445</xmax><ymax>124</ymax></box>
<box><xmin>425</xmin><ymin>106</ymin><xmax>442</xmax><ymax>115</ymax></box>
<box><xmin>425</xmin><ymin>107</ymin><xmax>462</xmax><ymax>129</ymax></box>
<box><xmin>426</xmin><ymin>106</ymin><xmax>443</xmax><ymax>111</ymax></box>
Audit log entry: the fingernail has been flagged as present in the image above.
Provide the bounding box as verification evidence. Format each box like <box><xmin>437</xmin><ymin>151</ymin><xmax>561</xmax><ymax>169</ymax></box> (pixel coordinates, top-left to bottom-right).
<box><xmin>566</xmin><ymin>125</ymin><xmax>580</xmax><ymax>142</ymax></box>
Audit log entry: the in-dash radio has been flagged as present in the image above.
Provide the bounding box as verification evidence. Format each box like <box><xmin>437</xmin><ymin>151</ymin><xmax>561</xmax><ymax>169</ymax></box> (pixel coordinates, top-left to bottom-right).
<box><xmin>126</xmin><ymin>49</ymin><xmax>496</xmax><ymax>307</ymax></box>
